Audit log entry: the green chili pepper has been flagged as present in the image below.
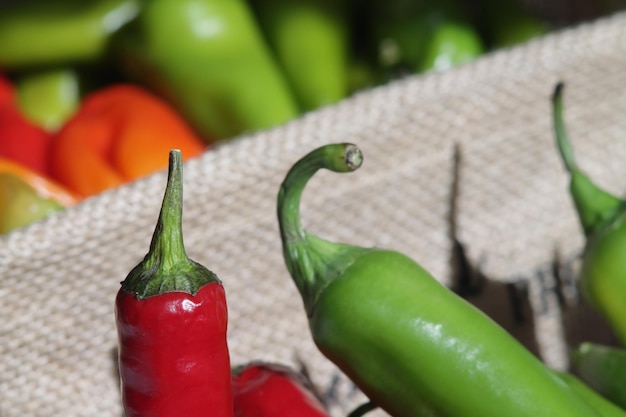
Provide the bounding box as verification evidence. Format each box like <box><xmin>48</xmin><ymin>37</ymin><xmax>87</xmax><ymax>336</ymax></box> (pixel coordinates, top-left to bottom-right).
<box><xmin>571</xmin><ymin>342</ymin><xmax>626</xmax><ymax>410</ymax></box>
<box><xmin>0</xmin><ymin>0</ymin><xmax>140</xmax><ymax>69</ymax></box>
<box><xmin>276</xmin><ymin>143</ymin><xmax>602</xmax><ymax>417</ymax></box>
<box><xmin>15</xmin><ymin>67</ymin><xmax>80</xmax><ymax>132</ymax></box>
<box><xmin>553</xmin><ymin>370</ymin><xmax>626</xmax><ymax>417</ymax></box>
<box><xmin>552</xmin><ymin>82</ymin><xmax>626</xmax><ymax>344</ymax></box>
<box><xmin>115</xmin><ymin>0</ymin><xmax>300</xmax><ymax>142</ymax></box>
<box><xmin>249</xmin><ymin>0</ymin><xmax>350</xmax><ymax>112</ymax></box>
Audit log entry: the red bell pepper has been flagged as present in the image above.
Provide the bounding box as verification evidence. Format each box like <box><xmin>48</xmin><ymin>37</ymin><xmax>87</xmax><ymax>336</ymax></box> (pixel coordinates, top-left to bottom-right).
<box><xmin>232</xmin><ymin>362</ymin><xmax>330</xmax><ymax>417</ymax></box>
<box><xmin>116</xmin><ymin>150</ymin><xmax>233</xmax><ymax>417</ymax></box>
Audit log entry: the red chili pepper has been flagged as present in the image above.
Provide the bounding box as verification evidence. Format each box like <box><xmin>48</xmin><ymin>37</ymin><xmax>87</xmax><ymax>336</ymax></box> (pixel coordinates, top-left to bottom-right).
<box><xmin>232</xmin><ymin>362</ymin><xmax>330</xmax><ymax>417</ymax></box>
<box><xmin>115</xmin><ymin>150</ymin><xmax>233</xmax><ymax>417</ymax></box>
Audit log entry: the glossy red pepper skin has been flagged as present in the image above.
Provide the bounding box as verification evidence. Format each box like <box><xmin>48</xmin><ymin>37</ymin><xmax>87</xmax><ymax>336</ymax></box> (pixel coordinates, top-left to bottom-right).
<box><xmin>115</xmin><ymin>150</ymin><xmax>233</xmax><ymax>417</ymax></box>
<box><xmin>232</xmin><ymin>362</ymin><xmax>329</xmax><ymax>417</ymax></box>
<box><xmin>116</xmin><ymin>283</ymin><xmax>231</xmax><ymax>416</ymax></box>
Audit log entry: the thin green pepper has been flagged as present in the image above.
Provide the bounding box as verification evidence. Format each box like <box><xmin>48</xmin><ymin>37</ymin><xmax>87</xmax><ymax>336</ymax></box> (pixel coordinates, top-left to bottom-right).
<box><xmin>249</xmin><ymin>0</ymin><xmax>350</xmax><ymax>112</ymax></box>
<box><xmin>115</xmin><ymin>0</ymin><xmax>300</xmax><ymax>142</ymax></box>
<box><xmin>276</xmin><ymin>143</ymin><xmax>602</xmax><ymax>417</ymax></box>
<box><xmin>552</xmin><ymin>82</ymin><xmax>626</xmax><ymax>344</ymax></box>
<box><xmin>571</xmin><ymin>342</ymin><xmax>626</xmax><ymax>410</ymax></box>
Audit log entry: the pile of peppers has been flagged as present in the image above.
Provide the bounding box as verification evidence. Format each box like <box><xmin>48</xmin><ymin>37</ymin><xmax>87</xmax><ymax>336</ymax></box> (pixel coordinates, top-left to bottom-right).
<box><xmin>0</xmin><ymin>0</ymin><xmax>553</xmax><ymax>233</ymax></box>
<box><xmin>116</xmin><ymin>83</ymin><xmax>626</xmax><ymax>416</ymax></box>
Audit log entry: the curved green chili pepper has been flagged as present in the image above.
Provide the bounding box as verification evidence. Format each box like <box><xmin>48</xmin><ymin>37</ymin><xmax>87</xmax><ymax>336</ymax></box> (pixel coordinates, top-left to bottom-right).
<box><xmin>277</xmin><ymin>143</ymin><xmax>602</xmax><ymax>417</ymax></box>
<box><xmin>552</xmin><ymin>82</ymin><xmax>626</xmax><ymax>344</ymax></box>
<box><xmin>571</xmin><ymin>342</ymin><xmax>626</xmax><ymax>410</ymax></box>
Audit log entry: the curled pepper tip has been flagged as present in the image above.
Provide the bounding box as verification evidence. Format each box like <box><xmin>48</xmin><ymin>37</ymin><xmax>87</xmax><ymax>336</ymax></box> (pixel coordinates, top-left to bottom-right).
<box><xmin>344</xmin><ymin>143</ymin><xmax>363</xmax><ymax>172</ymax></box>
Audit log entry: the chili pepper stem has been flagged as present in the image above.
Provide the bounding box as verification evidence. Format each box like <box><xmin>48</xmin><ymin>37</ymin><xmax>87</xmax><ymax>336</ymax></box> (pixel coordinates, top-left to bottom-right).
<box><xmin>551</xmin><ymin>82</ymin><xmax>623</xmax><ymax>236</ymax></box>
<box><xmin>121</xmin><ymin>149</ymin><xmax>218</xmax><ymax>298</ymax></box>
<box><xmin>277</xmin><ymin>143</ymin><xmax>367</xmax><ymax>313</ymax></box>
<box><xmin>552</xmin><ymin>82</ymin><xmax>577</xmax><ymax>174</ymax></box>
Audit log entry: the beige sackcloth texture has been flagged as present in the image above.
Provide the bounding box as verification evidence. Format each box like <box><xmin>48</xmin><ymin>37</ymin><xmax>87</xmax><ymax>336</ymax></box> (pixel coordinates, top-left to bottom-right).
<box><xmin>2</xmin><ymin>10</ymin><xmax>626</xmax><ymax>417</ymax></box>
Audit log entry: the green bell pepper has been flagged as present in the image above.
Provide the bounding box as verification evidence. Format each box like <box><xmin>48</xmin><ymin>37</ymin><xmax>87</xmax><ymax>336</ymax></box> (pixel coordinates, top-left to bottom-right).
<box><xmin>0</xmin><ymin>0</ymin><xmax>140</xmax><ymax>69</ymax></box>
<box><xmin>552</xmin><ymin>82</ymin><xmax>626</xmax><ymax>344</ymax></box>
<box><xmin>250</xmin><ymin>0</ymin><xmax>350</xmax><ymax>112</ymax></box>
<box><xmin>116</xmin><ymin>0</ymin><xmax>300</xmax><ymax>142</ymax></box>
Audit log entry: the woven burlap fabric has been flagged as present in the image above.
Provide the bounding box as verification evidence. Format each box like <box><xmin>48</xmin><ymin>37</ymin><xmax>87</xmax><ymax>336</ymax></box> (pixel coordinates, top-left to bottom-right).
<box><xmin>3</xmin><ymin>11</ymin><xmax>626</xmax><ymax>417</ymax></box>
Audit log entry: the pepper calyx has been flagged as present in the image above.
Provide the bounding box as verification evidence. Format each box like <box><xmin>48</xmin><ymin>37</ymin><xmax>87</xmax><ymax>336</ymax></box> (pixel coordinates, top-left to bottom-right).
<box><xmin>120</xmin><ymin>149</ymin><xmax>219</xmax><ymax>299</ymax></box>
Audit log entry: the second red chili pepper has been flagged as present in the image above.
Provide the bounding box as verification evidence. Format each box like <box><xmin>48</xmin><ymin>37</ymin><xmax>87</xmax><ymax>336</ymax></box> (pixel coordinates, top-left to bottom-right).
<box><xmin>115</xmin><ymin>150</ymin><xmax>233</xmax><ymax>417</ymax></box>
<box><xmin>232</xmin><ymin>361</ymin><xmax>330</xmax><ymax>417</ymax></box>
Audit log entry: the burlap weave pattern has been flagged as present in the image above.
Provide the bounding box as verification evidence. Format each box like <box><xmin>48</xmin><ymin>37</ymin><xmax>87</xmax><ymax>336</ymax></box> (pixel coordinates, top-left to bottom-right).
<box><xmin>2</xmin><ymin>10</ymin><xmax>626</xmax><ymax>417</ymax></box>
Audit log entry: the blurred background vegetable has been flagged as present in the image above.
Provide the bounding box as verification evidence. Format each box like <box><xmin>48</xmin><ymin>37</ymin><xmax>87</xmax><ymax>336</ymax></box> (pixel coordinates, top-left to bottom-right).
<box><xmin>0</xmin><ymin>0</ymin><xmax>624</xmax><ymax>234</ymax></box>
<box><xmin>115</xmin><ymin>0</ymin><xmax>300</xmax><ymax>142</ymax></box>
<box><xmin>15</xmin><ymin>67</ymin><xmax>80</xmax><ymax>132</ymax></box>
<box><xmin>0</xmin><ymin>157</ymin><xmax>77</xmax><ymax>234</ymax></box>
<box><xmin>49</xmin><ymin>84</ymin><xmax>207</xmax><ymax>198</ymax></box>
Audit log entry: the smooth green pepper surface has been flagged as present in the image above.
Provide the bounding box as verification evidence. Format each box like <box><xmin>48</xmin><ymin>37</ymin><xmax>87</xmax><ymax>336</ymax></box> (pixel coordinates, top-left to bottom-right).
<box><xmin>250</xmin><ymin>0</ymin><xmax>349</xmax><ymax>112</ymax></box>
<box><xmin>116</xmin><ymin>0</ymin><xmax>299</xmax><ymax>142</ymax></box>
<box><xmin>552</xmin><ymin>83</ymin><xmax>626</xmax><ymax>344</ymax></box>
<box><xmin>277</xmin><ymin>143</ymin><xmax>601</xmax><ymax>417</ymax></box>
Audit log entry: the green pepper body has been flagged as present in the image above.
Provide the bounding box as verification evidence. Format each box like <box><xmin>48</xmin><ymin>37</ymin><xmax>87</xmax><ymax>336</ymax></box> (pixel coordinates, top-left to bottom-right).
<box><xmin>552</xmin><ymin>83</ymin><xmax>626</xmax><ymax>344</ymax></box>
<box><xmin>250</xmin><ymin>0</ymin><xmax>349</xmax><ymax>112</ymax></box>
<box><xmin>116</xmin><ymin>0</ymin><xmax>299</xmax><ymax>142</ymax></box>
<box><xmin>572</xmin><ymin>343</ymin><xmax>626</xmax><ymax>410</ymax></box>
<box><xmin>277</xmin><ymin>143</ymin><xmax>601</xmax><ymax>417</ymax></box>
<box><xmin>579</xmin><ymin>213</ymin><xmax>626</xmax><ymax>343</ymax></box>
<box><xmin>0</xmin><ymin>0</ymin><xmax>139</xmax><ymax>69</ymax></box>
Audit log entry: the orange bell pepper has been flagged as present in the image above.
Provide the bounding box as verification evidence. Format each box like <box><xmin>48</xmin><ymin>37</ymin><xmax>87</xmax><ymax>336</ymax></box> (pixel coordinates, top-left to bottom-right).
<box><xmin>49</xmin><ymin>84</ymin><xmax>208</xmax><ymax>198</ymax></box>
